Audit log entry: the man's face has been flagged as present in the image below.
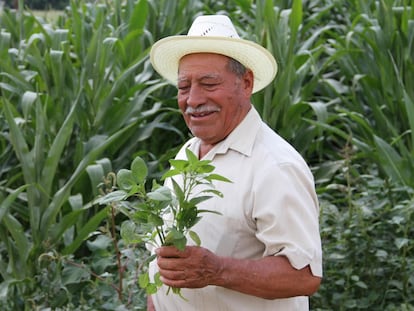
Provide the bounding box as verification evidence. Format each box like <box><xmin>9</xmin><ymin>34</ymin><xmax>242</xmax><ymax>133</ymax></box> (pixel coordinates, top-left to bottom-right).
<box><xmin>177</xmin><ymin>53</ymin><xmax>253</xmax><ymax>145</ymax></box>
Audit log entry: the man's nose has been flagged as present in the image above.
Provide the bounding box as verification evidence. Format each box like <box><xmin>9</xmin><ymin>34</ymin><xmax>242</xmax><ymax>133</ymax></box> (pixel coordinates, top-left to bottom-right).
<box><xmin>186</xmin><ymin>85</ymin><xmax>205</xmax><ymax>107</ymax></box>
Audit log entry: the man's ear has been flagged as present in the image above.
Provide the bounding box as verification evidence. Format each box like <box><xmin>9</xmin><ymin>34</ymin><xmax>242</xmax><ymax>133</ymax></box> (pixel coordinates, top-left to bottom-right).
<box><xmin>242</xmin><ymin>69</ymin><xmax>254</xmax><ymax>95</ymax></box>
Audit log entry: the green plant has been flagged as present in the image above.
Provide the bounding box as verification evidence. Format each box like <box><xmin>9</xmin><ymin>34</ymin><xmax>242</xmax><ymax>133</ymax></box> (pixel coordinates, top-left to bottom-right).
<box><xmin>97</xmin><ymin>149</ymin><xmax>231</xmax><ymax>297</ymax></box>
<box><xmin>0</xmin><ymin>0</ymin><xmax>184</xmax><ymax>308</ymax></box>
<box><xmin>312</xmin><ymin>157</ymin><xmax>414</xmax><ymax>310</ymax></box>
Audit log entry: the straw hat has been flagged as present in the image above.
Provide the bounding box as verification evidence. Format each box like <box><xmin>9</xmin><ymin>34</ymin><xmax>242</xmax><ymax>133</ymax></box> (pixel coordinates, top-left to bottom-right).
<box><xmin>150</xmin><ymin>15</ymin><xmax>277</xmax><ymax>94</ymax></box>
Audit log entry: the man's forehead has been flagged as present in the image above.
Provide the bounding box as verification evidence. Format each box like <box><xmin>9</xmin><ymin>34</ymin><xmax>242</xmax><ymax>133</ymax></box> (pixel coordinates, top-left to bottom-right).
<box><xmin>178</xmin><ymin>53</ymin><xmax>231</xmax><ymax>71</ymax></box>
<box><xmin>177</xmin><ymin>72</ymin><xmax>222</xmax><ymax>83</ymax></box>
<box><xmin>178</xmin><ymin>54</ymin><xmax>229</xmax><ymax>81</ymax></box>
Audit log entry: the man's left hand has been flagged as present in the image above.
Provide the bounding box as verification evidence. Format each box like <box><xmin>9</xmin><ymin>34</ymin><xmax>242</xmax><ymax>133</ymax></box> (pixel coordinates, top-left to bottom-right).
<box><xmin>155</xmin><ymin>245</ymin><xmax>222</xmax><ymax>289</ymax></box>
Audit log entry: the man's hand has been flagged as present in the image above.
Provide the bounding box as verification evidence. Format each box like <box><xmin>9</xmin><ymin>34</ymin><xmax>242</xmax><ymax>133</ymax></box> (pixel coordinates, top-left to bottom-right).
<box><xmin>155</xmin><ymin>245</ymin><xmax>321</xmax><ymax>299</ymax></box>
<box><xmin>156</xmin><ymin>246</ymin><xmax>221</xmax><ymax>289</ymax></box>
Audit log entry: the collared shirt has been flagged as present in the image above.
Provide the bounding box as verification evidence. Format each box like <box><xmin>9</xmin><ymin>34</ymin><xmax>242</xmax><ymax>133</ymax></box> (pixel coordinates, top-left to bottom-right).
<box><xmin>149</xmin><ymin>107</ymin><xmax>322</xmax><ymax>310</ymax></box>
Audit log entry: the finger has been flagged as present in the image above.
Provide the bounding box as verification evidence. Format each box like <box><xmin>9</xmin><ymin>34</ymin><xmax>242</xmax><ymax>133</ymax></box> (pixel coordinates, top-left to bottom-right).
<box><xmin>159</xmin><ymin>268</ymin><xmax>186</xmax><ymax>281</ymax></box>
<box><xmin>160</xmin><ymin>276</ymin><xmax>187</xmax><ymax>289</ymax></box>
<box><xmin>156</xmin><ymin>246</ymin><xmax>189</xmax><ymax>258</ymax></box>
<box><xmin>157</xmin><ymin>257</ymin><xmax>182</xmax><ymax>270</ymax></box>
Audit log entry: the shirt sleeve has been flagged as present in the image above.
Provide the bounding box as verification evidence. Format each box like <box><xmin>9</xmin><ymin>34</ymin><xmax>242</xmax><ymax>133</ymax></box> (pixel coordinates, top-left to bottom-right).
<box><xmin>252</xmin><ymin>161</ymin><xmax>323</xmax><ymax>277</ymax></box>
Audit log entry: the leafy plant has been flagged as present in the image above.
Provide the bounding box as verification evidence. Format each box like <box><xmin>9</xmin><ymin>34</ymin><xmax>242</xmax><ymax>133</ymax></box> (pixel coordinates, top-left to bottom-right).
<box><xmin>0</xmin><ymin>0</ymin><xmax>184</xmax><ymax>308</ymax></box>
<box><xmin>97</xmin><ymin>149</ymin><xmax>231</xmax><ymax>297</ymax></box>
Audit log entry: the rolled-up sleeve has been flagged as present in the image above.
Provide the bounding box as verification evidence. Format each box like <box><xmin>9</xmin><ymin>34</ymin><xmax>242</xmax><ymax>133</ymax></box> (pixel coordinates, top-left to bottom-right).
<box><xmin>252</xmin><ymin>161</ymin><xmax>323</xmax><ymax>277</ymax></box>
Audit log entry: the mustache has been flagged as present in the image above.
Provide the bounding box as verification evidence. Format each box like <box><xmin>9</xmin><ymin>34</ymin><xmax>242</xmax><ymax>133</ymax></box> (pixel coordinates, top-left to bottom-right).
<box><xmin>184</xmin><ymin>105</ymin><xmax>221</xmax><ymax>115</ymax></box>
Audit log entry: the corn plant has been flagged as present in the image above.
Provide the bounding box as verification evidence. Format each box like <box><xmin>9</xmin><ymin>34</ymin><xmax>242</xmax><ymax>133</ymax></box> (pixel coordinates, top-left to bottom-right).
<box><xmin>305</xmin><ymin>1</ymin><xmax>414</xmax><ymax>309</ymax></box>
<box><xmin>0</xmin><ymin>0</ymin><xmax>184</xmax><ymax>308</ymax></box>
<box><xmin>310</xmin><ymin>0</ymin><xmax>414</xmax><ymax>188</ymax></box>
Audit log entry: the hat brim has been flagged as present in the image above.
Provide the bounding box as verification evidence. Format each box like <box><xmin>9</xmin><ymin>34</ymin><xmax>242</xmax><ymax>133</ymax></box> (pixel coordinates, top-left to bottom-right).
<box><xmin>150</xmin><ymin>36</ymin><xmax>277</xmax><ymax>94</ymax></box>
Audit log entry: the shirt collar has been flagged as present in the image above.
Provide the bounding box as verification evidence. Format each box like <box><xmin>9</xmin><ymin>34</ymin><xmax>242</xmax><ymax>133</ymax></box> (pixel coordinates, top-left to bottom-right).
<box><xmin>189</xmin><ymin>107</ymin><xmax>262</xmax><ymax>159</ymax></box>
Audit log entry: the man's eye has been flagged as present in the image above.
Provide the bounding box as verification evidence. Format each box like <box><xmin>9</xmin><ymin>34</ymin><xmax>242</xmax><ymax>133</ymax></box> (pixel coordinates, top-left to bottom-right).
<box><xmin>178</xmin><ymin>85</ymin><xmax>190</xmax><ymax>91</ymax></box>
<box><xmin>203</xmin><ymin>83</ymin><xmax>218</xmax><ymax>89</ymax></box>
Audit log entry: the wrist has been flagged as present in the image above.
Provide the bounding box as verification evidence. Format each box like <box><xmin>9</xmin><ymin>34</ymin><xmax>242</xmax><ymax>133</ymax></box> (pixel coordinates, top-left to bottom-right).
<box><xmin>211</xmin><ymin>256</ymin><xmax>231</xmax><ymax>287</ymax></box>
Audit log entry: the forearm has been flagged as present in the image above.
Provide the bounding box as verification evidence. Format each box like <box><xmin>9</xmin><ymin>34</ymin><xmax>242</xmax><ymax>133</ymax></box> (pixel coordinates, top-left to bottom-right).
<box><xmin>212</xmin><ymin>255</ymin><xmax>321</xmax><ymax>299</ymax></box>
<box><xmin>156</xmin><ymin>246</ymin><xmax>321</xmax><ymax>299</ymax></box>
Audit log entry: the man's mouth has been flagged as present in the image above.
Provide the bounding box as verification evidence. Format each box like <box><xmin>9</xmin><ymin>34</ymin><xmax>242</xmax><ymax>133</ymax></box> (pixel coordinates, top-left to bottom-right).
<box><xmin>190</xmin><ymin>111</ymin><xmax>216</xmax><ymax>118</ymax></box>
<box><xmin>185</xmin><ymin>105</ymin><xmax>221</xmax><ymax>118</ymax></box>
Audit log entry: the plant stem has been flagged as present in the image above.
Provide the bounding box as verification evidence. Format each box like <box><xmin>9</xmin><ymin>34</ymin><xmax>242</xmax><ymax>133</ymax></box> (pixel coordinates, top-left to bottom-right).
<box><xmin>111</xmin><ymin>204</ymin><xmax>123</xmax><ymax>300</ymax></box>
<box><xmin>156</xmin><ymin>226</ymin><xmax>165</xmax><ymax>245</ymax></box>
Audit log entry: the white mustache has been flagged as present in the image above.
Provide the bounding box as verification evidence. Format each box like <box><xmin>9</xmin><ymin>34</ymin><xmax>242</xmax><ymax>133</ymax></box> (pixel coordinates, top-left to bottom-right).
<box><xmin>185</xmin><ymin>105</ymin><xmax>221</xmax><ymax>115</ymax></box>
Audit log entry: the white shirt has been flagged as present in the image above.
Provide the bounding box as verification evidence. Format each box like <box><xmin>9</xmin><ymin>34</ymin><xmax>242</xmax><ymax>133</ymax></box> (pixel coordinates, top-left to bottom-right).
<box><xmin>149</xmin><ymin>107</ymin><xmax>322</xmax><ymax>310</ymax></box>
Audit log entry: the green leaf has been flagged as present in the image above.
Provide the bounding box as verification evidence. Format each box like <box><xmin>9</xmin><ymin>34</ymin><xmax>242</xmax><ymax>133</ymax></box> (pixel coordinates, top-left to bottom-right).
<box><xmin>0</xmin><ymin>185</ymin><xmax>29</xmax><ymax>223</ymax></box>
<box><xmin>131</xmin><ymin>156</ymin><xmax>148</xmax><ymax>184</ymax></box>
<box><xmin>49</xmin><ymin>208</ymin><xmax>86</xmax><ymax>246</ymax></box>
<box><xmin>131</xmin><ymin>209</ymin><xmax>151</xmax><ymax>222</ymax></box>
<box><xmin>185</xmin><ymin>148</ymin><xmax>199</xmax><ymax>165</ymax></box>
<box><xmin>173</xmin><ymin>237</ymin><xmax>187</xmax><ymax>251</ymax></box>
<box><xmin>96</xmin><ymin>190</ymin><xmax>128</xmax><ymax>205</ymax></box>
<box><xmin>21</xmin><ymin>91</ymin><xmax>38</xmax><ymax>119</ymax></box>
<box><xmin>200</xmin><ymin>189</ymin><xmax>224</xmax><ymax>198</ymax></box>
<box><xmin>120</xmin><ymin>220</ymin><xmax>142</xmax><ymax>244</ymax></box>
<box><xmin>62</xmin><ymin>206</ymin><xmax>110</xmax><ymax>255</ymax></box>
<box><xmin>164</xmin><ymin>228</ymin><xmax>186</xmax><ymax>250</ymax></box>
<box><xmin>401</xmin><ymin>89</ymin><xmax>414</xmax><ymax>149</ymax></box>
<box><xmin>146</xmin><ymin>283</ymin><xmax>158</xmax><ymax>294</ymax></box>
<box><xmin>188</xmin><ymin>195</ymin><xmax>213</xmax><ymax>206</ymax></box>
<box><xmin>290</xmin><ymin>0</ymin><xmax>303</xmax><ymax>40</ymax></box>
<box><xmin>2</xmin><ymin>213</ymin><xmax>31</xmax><ymax>264</ymax></box>
<box><xmin>117</xmin><ymin>169</ymin><xmax>136</xmax><ymax>191</ymax></box>
<box><xmin>177</xmin><ymin>204</ymin><xmax>198</xmax><ymax>227</ymax></box>
<box><xmin>169</xmin><ymin>159</ymin><xmax>188</xmax><ymax>171</ymax></box>
<box><xmin>147</xmin><ymin>186</ymin><xmax>172</xmax><ymax>201</ymax></box>
<box><xmin>189</xmin><ymin>230</ymin><xmax>201</xmax><ymax>246</ymax></box>
<box><xmin>171</xmin><ymin>178</ymin><xmax>185</xmax><ymax>202</ymax></box>
<box><xmin>161</xmin><ymin>168</ymin><xmax>181</xmax><ymax>180</ymax></box>
<box><xmin>138</xmin><ymin>272</ymin><xmax>150</xmax><ymax>289</ymax></box>
<box><xmin>374</xmin><ymin>136</ymin><xmax>406</xmax><ymax>186</ymax></box>
<box><xmin>234</xmin><ymin>0</ymin><xmax>252</xmax><ymax>12</ymax></box>
<box><xmin>62</xmin><ymin>264</ymin><xmax>90</xmax><ymax>285</ymax></box>
<box><xmin>394</xmin><ymin>238</ymin><xmax>410</xmax><ymax>250</ymax></box>
<box><xmin>86</xmin><ymin>164</ymin><xmax>105</xmax><ymax>197</ymax></box>
<box><xmin>154</xmin><ymin>272</ymin><xmax>163</xmax><ymax>287</ymax></box>
<box><xmin>206</xmin><ymin>173</ymin><xmax>232</xmax><ymax>183</ymax></box>
<box><xmin>40</xmin><ymin>89</ymin><xmax>80</xmax><ymax>201</ymax></box>
<box><xmin>148</xmin><ymin>213</ymin><xmax>164</xmax><ymax>227</ymax></box>
<box><xmin>128</xmin><ymin>0</ymin><xmax>148</xmax><ymax>33</ymax></box>
<box><xmin>2</xmin><ymin>99</ymin><xmax>34</xmax><ymax>184</ymax></box>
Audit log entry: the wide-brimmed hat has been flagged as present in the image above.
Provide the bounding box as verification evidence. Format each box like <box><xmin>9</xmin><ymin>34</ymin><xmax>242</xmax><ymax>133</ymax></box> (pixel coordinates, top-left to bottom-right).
<box><xmin>150</xmin><ymin>15</ymin><xmax>277</xmax><ymax>94</ymax></box>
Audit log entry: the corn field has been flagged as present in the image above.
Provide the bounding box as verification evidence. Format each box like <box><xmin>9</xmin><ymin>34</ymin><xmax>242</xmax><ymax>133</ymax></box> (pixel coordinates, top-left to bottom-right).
<box><xmin>0</xmin><ymin>0</ymin><xmax>413</xmax><ymax>310</ymax></box>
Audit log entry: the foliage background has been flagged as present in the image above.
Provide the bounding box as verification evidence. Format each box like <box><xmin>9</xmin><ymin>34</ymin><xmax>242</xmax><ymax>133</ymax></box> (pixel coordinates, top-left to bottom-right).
<box><xmin>0</xmin><ymin>0</ymin><xmax>413</xmax><ymax>310</ymax></box>
<box><xmin>3</xmin><ymin>0</ymin><xmax>68</xmax><ymax>10</ymax></box>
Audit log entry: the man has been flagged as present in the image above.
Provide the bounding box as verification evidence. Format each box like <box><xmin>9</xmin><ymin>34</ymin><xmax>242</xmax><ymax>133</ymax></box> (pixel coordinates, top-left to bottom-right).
<box><xmin>147</xmin><ymin>15</ymin><xmax>322</xmax><ymax>310</ymax></box>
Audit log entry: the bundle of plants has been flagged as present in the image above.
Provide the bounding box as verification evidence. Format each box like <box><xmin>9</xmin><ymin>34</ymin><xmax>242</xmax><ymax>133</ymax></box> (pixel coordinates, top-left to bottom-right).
<box><xmin>97</xmin><ymin>149</ymin><xmax>231</xmax><ymax>297</ymax></box>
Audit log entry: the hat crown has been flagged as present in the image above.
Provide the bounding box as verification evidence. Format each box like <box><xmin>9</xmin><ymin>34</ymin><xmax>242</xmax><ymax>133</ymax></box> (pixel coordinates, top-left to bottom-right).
<box><xmin>150</xmin><ymin>14</ymin><xmax>277</xmax><ymax>93</ymax></box>
<box><xmin>187</xmin><ymin>15</ymin><xmax>240</xmax><ymax>39</ymax></box>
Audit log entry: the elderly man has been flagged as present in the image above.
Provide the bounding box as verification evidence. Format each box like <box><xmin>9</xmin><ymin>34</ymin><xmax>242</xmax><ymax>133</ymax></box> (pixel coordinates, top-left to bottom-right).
<box><xmin>147</xmin><ymin>15</ymin><xmax>322</xmax><ymax>311</ymax></box>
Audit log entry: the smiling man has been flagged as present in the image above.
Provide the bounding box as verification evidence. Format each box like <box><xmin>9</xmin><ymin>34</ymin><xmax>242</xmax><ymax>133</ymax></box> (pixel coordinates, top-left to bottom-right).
<box><xmin>147</xmin><ymin>14</ymin><xmax>323</xmax><ymax>311</ymax></box>
<box><xmin>177</xmin><ymin>53</ymin><xmax>253</xmax><ymax>158</ymax></box>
